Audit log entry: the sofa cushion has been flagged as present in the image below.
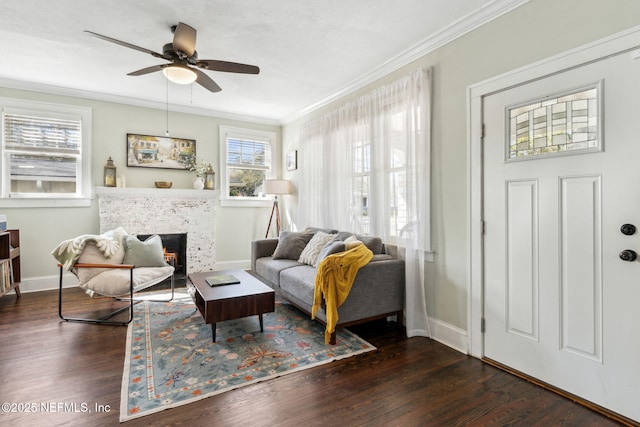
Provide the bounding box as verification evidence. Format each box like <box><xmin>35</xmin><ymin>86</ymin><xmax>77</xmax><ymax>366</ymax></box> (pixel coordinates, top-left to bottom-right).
<box><xmin>81</xmin><ymin>265</ymin><xmax>175</xmax><ymax>297</ymax></box>
<box><xmin>298</xmin><ymin>231</ymin><xmax>336</xmax><ymax>266</ymax></box>
<box><xmin>272</xmin><ymin>230</ymin><xmax>313</xmax><ymax>260</ymax></box>
<box><xmin>255</xmin><ymin>257</ymin><xmax>302</xmax><ymax>287</ymax></box>
<box><xmin>279</xmin><ymin>265</ymin><xmax>317</xmax><ymax>308</ymax></box>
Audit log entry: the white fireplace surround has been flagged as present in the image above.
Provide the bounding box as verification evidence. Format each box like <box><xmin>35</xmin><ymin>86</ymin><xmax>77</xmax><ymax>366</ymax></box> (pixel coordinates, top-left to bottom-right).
<box><xmin>96</xmin><ymin>187</ymin><xmax>217</xmax><ymax>273</ymax></box>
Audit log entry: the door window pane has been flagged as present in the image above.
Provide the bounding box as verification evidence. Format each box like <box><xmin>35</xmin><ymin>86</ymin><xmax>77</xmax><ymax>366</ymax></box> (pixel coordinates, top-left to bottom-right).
<box><xmin>507</xmin><ymin>84</ymin><xmax>601</xmax><ymax>160</ymax></box>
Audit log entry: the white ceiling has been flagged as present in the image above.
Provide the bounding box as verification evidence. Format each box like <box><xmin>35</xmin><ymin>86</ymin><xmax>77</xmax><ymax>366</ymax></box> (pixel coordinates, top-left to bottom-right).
<box><xmin>0</xmin><ymin>0</ymin><xmax>525</xmax><ymax>124</ymax></box>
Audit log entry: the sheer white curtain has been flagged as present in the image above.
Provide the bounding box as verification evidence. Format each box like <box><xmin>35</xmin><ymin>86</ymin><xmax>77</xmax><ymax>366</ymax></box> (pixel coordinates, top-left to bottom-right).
<box><xmin>298</xmin><ymin>68</ymin><xmax>431</xmax><ymax>338</ymax></box>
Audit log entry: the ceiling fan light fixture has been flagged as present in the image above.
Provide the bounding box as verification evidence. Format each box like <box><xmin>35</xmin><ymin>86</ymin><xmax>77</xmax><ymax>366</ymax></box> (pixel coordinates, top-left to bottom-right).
<box><xmin>87</xmin><ymin>23</ymin><xmax>257</xmax><ymax>93</ymax></box>
<box><xmin>162</xmin><ymin>65</ymin><xmax>197</xmax><ymax>84</ymax></box>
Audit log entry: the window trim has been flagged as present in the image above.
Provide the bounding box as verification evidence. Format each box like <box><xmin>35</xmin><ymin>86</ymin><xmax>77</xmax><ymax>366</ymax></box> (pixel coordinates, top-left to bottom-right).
<box><xmin>0</xmin><ymin>98</ymin><xmax>92</xmax><ymax>208</ymax></box>
<box><xmin>219</xmin><ymin>125</ymin><xmax>277</xmax><ymax>207</ymax></box>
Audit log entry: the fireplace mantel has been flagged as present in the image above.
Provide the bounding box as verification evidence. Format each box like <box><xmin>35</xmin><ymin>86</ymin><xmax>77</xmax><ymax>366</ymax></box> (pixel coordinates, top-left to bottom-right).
<box><xmin>96</xmin><ymin>186</ymin><xmax>217</xmax><ymax>273</ymax></box>
<box><xmin>95</xmin><ymin>186</ymin><xmax>218</xmax><ymax>199</ymax></box>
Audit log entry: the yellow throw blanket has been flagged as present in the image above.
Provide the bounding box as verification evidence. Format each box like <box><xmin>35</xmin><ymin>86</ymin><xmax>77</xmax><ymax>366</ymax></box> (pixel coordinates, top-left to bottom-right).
<box><xmin>312</xmin><ymin>243</ymin><xmax>373</xmax><ymax>343</ymax></box>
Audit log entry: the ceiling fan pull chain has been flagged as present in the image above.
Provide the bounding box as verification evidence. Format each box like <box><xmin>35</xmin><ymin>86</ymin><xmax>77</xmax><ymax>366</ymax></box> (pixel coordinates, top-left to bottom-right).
<box><xmin>165</xmin><ymin>78</ymin><xmax>170</xmax><ymax>136</ymax></box>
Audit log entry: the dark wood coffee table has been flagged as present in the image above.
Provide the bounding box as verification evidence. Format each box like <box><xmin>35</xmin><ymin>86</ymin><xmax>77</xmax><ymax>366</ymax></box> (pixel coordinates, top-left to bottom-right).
<box><xmin>187</xmin><ymin>269</ymin><xmax>275</xmax><ymax>342</ymax></box>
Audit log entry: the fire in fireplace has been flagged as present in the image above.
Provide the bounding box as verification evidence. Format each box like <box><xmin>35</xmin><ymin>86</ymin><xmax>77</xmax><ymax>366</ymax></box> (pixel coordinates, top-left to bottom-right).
<box><xmin>137</xmin><ymin>233</ymin><xmax>187</xmax><ymax>285</ymax></box>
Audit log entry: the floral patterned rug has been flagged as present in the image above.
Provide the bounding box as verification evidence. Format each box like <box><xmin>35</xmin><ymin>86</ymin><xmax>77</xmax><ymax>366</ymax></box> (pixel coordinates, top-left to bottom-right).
<box><xmin>120</xmin><ymin>291</ymin><xmax>375</xmax><ymax>422</ymax></box>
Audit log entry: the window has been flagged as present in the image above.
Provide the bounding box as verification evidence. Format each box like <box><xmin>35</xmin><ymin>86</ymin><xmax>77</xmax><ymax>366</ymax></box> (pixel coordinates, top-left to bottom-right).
<box><xmin>298</xmin><ymin>68</ymin><xmax>430</xmax><ymax>250</ymax></box>
<box><xmin>1</xmin><ymin>98</ymin><xmax>92</xmax><ymax>207</ymax></box>
<box><xmin>219</xmin><ymin>126</ymin><xmax>276</xmax><ymax>206</ymax></box>
<box><xmin>352</xmin><ymin>127</ymin><xmax>370</xmax><ymax>233</ymax></box>
<box><xmin>348</xmin><ymin>106</ymin><xmax>420</xmax><ymax>239</ymax></box>
<box><xmin>387</xmin><ymin>109</ymin><xmax>411</xmax><ymax>238</ymax></box>
<box><xmin>507</xmin><ymin>83</ymin><xmax>601</xmax><ymax>160</ymax></box>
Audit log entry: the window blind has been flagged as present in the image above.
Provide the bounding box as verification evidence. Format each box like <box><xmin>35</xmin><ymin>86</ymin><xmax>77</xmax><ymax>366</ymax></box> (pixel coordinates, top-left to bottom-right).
<box><xmin>227</xmin><ymin>138</ymin><xmax>269</xmax><ymax>169</ymax></box>
<box><xmin>3</xmin><ymin>112</ymin><xmax>81</xmax><ymax>154</ymax></box>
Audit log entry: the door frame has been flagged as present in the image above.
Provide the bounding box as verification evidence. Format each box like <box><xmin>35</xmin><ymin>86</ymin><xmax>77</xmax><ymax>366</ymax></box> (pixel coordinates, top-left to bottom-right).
<box><xmin>467</xmin><ymin>24</ymin><xmax>640</xmax><ymax>357</ymax></box>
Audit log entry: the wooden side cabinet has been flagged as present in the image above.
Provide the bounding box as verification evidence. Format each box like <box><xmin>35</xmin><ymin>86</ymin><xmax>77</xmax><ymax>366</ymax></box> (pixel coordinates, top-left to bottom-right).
<box><xmin>0</xmin><ymin>229</ymin><xmax>21</xmax><ymax>298</ymax></box>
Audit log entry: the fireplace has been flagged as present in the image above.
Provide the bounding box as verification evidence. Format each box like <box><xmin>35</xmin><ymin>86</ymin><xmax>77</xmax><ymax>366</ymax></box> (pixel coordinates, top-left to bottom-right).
<box><xmin>96</xmin><ymin>186</ymin><xmax>217</xmax><ymax>274</ymax></box>
<box><xmin>138</xmin><ymin>233</ymin><xmax>187</xmax><ymax>284</ymax></box>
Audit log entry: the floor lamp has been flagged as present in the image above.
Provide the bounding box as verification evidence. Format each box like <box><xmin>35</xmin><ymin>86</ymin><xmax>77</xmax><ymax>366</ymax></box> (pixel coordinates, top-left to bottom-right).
<box><xmin>264</xmin><ymin>179</ymin><xmax>291</xmax><ymax>238</ymax></box>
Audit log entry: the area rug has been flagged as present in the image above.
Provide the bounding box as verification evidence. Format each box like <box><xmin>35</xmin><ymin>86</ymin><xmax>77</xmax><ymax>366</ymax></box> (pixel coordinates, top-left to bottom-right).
<box><xmin>120</xmin><ymin>291</ymin><xmax>375</xmax><ymax>422</ymax></box>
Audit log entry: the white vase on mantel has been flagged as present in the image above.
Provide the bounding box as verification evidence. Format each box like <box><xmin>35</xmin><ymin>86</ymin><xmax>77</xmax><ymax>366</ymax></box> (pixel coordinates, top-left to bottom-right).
<box><xmin>193</xmin><ymin>177</ymin><xmax>204</xmax><ymax>190</ymax></box>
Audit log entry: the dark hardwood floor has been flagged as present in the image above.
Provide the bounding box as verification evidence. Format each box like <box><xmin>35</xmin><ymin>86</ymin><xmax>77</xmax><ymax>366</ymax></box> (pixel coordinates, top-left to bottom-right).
<box><xmin>0</xmin><ymin>288</ymin><xmax>629</xmax><ymax>427</ymax></box>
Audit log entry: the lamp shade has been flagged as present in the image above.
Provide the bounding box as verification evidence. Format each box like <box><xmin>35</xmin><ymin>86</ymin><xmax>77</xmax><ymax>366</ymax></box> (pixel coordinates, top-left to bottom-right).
<box><xmin>162</xmin><ymin>65</ymin><xmax>197</xmax><ymax>84</ymax></box>
<box><xmin>263</xmin><ymin>179</ymin><xmax>291</xmax><ymax>195</ymax></box>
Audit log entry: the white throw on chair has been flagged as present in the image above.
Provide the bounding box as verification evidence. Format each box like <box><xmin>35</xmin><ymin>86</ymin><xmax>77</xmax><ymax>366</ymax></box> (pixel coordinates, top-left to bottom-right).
<box><xmin>53</xmin><ymin>228</ymin><xmax>175</xmax><ymax>325</ymax></box>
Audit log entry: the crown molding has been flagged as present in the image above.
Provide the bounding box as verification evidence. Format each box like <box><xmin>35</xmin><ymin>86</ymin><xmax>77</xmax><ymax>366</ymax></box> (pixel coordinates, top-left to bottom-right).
<box><xmin>279</xmin><ymin>0</ymin><xmax>529</xmax><ymax>124</ymax></box>
<box><xmin>0</xmin><ymin>77</ymin><xmax>281</xmax><ymax>126</ymax></box>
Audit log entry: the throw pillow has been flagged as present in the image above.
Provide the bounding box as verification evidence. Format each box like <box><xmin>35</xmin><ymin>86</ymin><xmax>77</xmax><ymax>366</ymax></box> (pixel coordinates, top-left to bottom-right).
<box><xmin>344</xmin><ymin>235</ymin><xmax>364</xmax><ymax>250</ymax></box>
<box><xmin>272</xmin><ymin>230</ymin><xmax>313</xmax><ymax>260</ymax></box>
<box><xmin>298</xmin><ymin>231</ymin><xmax>336</xmax><ymax>266</ymax></box>
<box><xmin>123</xmin><ymin>234</ymin><xmax>167</xmax><ymax>267</ymax></box>
<box><xmin>355</xmin><ymin>234</ymin><xmax>383</xmax><ymax>254</ymax></box>
<box><xmin>335</xmin><ymin>231</ymin><xmax>383</xmax><ymax>254</ymax></box>
<box><xmin>314</xmin><ymin>241</ymin><xmax>346</xmax><ymax>267</ymax></box>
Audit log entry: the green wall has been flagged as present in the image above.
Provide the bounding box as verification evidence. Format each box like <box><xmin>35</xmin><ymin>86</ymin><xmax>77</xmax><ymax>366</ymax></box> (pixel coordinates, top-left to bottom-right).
<box><xmin>0</xmin><ymin>87</ymin><xmax>280</xmax><ymax>284</ymax></box>
<box><xmin>282</xmin><ymin>0</ymin><xmax>640</xmax><ymax>330</ymax></box>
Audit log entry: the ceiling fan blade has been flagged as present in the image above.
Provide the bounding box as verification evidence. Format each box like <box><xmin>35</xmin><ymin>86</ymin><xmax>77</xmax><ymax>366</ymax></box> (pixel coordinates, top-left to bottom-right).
<box><xmin>173</xmin><ymin>22</ymin><xmax>196</xmax><ymax>58</ymax></box>
<box><xmin>84</xmin><ymin>30</ymin><xmax>164</xmax><ymax>59</ymax></box>
<box><xmin>196</xmin><ymin>60</ymin><xmax>260</xmax><ymax>74</ymax></box>
<box><xmin>127</xmin><ymin>64</ymin><xmax>167</xmax><ymax>76</ymax></box>
<box><xmin>193</xmin><ymin>68</ymin><xmax>222</xmax><ymax>92</ymax></box>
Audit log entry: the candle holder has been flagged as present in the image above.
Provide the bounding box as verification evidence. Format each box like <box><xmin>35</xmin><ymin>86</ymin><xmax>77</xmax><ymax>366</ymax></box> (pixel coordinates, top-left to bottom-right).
<box><xmin>204</xmin><ymin>165</ymin><xmax>215</xmax><ymax>190</ymax></box>
<box><xmin>104</xmin><ymin>157</ymin><xmax>117</xmax><ymax>187</ymax></box>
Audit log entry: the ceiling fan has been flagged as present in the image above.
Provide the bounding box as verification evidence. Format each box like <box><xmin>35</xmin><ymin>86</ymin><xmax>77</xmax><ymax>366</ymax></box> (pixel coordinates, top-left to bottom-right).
<box><xmin>85</xmin><ymin>22</ymin><xmax>260</xmax><ymax>93</ymax></box>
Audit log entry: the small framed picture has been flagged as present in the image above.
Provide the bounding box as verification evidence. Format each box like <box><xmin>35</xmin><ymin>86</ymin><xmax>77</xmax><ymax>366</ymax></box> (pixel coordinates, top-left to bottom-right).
<box><xmin>287</xmin><ymin>150</ymin><xmax>297</xmax><ymax>171</ymax></box>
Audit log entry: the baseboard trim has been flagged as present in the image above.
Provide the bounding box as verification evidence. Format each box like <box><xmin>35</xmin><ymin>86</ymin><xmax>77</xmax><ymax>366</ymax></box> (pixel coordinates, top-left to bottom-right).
<box><xmin>428</xmin><ymin>316</ymin><xmax>468</xmax><ymax>354</ymax></box>
<box><xmin>214</xmin><ymin>260</ymin><xmax>251</xmax><ymax>271</ymax></box>
<box><xmin>10</xmin><ymin>273</ymin><xmax>78</xmax><ymax>294</ymax></box>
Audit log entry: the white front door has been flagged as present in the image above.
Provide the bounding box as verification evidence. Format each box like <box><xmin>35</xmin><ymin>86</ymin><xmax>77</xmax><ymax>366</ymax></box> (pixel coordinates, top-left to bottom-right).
<box><xmin>483</xmin><ymin>50</ymin><xmax>640</xmax><ymax>421</ymax></box>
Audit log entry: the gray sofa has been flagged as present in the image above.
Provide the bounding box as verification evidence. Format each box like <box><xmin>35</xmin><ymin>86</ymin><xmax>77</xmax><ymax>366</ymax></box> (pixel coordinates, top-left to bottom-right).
<box><xmin>251</xmin><ymin>228</ymin><xmax>405</xmax><ymax>344</ymax></box>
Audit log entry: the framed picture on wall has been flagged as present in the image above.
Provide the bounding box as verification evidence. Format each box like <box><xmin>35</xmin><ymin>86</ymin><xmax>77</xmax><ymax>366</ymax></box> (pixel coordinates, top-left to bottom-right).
<box><xmin>126</xmin><ymin>133</ymin><xmax>196</xmax><ymax>170</ymax></box>
<box><xmin>286</xmin><ymin>150</ymin><xmax>297</xmax><ymax>171</ymax></box>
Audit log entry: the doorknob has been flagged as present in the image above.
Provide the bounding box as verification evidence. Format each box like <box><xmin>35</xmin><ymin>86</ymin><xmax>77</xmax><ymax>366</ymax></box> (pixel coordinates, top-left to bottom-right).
<box><xmin>619</xmin><ymin>250</ymin><xmax>637</xmax><ymax>262</ymax></box>
<box><xmin>621</xmin><ymin>224</ymin><xmax>636</xmax><ymax>235</ymax></box>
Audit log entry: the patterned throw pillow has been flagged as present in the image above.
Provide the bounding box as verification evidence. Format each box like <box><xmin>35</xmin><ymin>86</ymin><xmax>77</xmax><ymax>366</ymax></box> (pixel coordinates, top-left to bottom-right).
<box><xmin>298</xmin><ymin>231</ymin><xmax>336</xmax><ymax>266</ymax></box>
